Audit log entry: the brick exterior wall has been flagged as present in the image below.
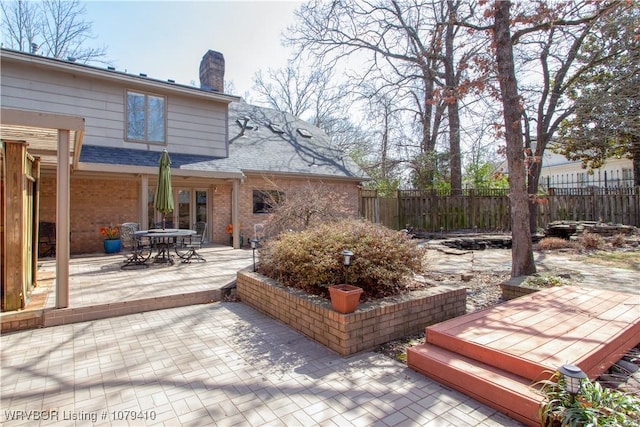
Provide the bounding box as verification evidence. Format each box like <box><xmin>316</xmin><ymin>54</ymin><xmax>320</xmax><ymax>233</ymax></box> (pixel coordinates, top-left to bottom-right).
<box><xmin>40</xmin><ymin>175</ymin><xmax>139</xmax><ymax>254</ymax></box>
<box><xmin>237</xmin><ymin>269</ymin><xmax>466</xmax><ymax>356</ymax></box>
<box><xmin>39</xmin><ymin>173</ymin><xmax>361</xmax><ymax>254</ymax></box>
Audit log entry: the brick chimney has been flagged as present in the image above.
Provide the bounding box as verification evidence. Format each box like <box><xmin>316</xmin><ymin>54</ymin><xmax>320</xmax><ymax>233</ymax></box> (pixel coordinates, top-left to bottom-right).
<box><xmin>199</xmin><ymin>50</ymin><xmax>225</xmax><ymax>92</ymax></box>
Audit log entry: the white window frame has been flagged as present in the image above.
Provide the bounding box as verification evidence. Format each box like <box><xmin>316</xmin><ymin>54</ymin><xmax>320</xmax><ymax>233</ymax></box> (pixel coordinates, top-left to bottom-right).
<box><xmin>125</xmin><ymin>90</ymin><xmax>167</xmax><ymax>144</ymax></box>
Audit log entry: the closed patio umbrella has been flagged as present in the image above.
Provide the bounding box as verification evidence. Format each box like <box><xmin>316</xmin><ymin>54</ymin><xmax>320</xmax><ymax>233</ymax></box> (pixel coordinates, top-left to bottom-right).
<box><xmin>154</xmin><ymin>150</ymin><xmax>174</xmax><ymax>229</ymax></box>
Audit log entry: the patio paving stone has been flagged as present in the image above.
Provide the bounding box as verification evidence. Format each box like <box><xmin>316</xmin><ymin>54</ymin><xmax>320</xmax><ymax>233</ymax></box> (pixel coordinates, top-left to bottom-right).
<box><xmin>3</xmin><ymin>244</ymin><xmax>636</xmax><ymax>426</ymax></box>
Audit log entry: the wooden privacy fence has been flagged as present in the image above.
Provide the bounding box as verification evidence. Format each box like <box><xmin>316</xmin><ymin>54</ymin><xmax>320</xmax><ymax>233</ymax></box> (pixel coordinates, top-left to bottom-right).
<box><xmin>360</xmin><ymin>187</ymin><xmax>640</xmax><ymax>231</ymax></box>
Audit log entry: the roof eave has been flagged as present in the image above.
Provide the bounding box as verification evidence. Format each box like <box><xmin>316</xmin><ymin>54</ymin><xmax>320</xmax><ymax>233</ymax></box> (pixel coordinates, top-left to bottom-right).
<box><xmin>76</xmin><ymin>162</ymin><xmax>245</xmax><ymax>180</ymax></box>
<box><xmin>0</xmin><ymin>48</ymin><xmax>241</xmax><ymax>104</ymax></box>
<box><xmin>242</xmin><ymin>169</ymin><xmax>369</xmax><ymax>182</ymax></box>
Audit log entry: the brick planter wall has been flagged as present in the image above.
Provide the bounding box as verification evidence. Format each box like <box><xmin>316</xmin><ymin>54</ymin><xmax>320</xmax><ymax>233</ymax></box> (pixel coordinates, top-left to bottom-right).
<box><xmin>500</xmin><ymin>277</ymin><xmax>540</xmax><ymax>300</ymax></box>
<box><xmin>237</xmin><ymin>269</ymin><xmax>466</xmax><ymax>356</ymax></box>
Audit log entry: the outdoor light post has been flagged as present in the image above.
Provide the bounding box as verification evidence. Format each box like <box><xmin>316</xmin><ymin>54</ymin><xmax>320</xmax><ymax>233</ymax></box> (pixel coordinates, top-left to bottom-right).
<box><xmin>558</xmin><ymin>364</ymin><xmax>587</xmax><ymax>403</ymax></box>
<box><xmin>341</xmin><ymin>250</ymin><xmax>353</xmax><ymax>285</ymax></box>
<box><xmin>250</xmin><ymin>238</ymin><xmax>259</xmax><ymax>272</ymax></box>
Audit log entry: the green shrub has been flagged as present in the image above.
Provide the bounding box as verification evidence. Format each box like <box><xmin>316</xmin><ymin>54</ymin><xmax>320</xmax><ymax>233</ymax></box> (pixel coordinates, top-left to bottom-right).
<box><xmin>538</xmin><ymin>370</ymin><xmax>640</xmax><ymax>426</ymax></box>
<box><xmin>522</xmin><ymin>274</ymin><xmax>571</xmax><ymax>289</ymax></box>
<box><xmin>257</xmin><ymin>219</ymin><xmax>426</xmax><ymax>300</ymax></box>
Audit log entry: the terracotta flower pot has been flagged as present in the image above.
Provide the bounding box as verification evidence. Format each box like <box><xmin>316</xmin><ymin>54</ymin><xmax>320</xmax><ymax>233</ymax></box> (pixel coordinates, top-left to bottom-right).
<box><xmin>329</xmin><ymin>284</ymin><xmax>363</xmax><ymax>314</ymax></box>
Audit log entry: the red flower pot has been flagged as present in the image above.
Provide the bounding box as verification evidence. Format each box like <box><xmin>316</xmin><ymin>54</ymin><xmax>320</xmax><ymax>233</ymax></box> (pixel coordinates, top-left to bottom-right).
<box><xmin>329</xmin><ymin>284</ymin><xmax>363</xmax><ymax>314</ymax></box>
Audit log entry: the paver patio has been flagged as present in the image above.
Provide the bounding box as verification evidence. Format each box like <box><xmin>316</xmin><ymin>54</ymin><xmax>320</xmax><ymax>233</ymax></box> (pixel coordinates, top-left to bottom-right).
<box><xmin>1</xmin><ymin>244</ymin><xmax>638</xmax><ymax>425</ymax></box>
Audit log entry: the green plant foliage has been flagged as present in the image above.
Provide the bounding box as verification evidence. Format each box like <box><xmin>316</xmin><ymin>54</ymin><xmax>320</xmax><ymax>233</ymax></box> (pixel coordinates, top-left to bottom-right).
<box><xmin>257</xmin><ymin>219</ymin><xmax>426</xmax><ymax>299</ymax></box>
<box><xmin>523</xmin><ymin>274</ymin><xmax>571</xmax><ymax>289</ymax></box>
<box><xmin>463</xmin><ymin>161</ymin><xmax>509</xmax><ymax>190</ymax></box>
<box><xmin>538</xmin><ymin>371</ymin><xmax>640</xmax><ymax>426</ymax></box>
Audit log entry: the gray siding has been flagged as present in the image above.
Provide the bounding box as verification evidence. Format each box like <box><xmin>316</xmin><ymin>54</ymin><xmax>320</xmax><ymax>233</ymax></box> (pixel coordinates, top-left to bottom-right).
<box><xmin>1</xmin><ymin>61</ymin><xmax>228</xmax><ymax>157</ymax></box>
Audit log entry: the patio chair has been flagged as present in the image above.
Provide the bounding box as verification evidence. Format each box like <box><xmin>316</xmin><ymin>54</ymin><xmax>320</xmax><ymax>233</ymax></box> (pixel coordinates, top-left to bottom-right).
<box><xmin>38</xmin><ymin>221</ymin><xmax>56</xmax><ymax>258</ymax></box>
<box><xmin>120</xmin><ymin>222</ymin><xmax>151</xmax><ymax>269</ymax></box>
<box><xmin>179</xmin><ymin>222</ymin><xmax>207</xmax><ymax>263</ymax></box>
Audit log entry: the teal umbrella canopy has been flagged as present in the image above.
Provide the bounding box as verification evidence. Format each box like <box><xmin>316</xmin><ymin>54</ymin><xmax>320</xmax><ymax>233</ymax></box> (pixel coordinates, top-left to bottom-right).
<box><xmin>154</xmin><ymin>150</ymin><xmax>174</xmax><ymax>226</ymax></box>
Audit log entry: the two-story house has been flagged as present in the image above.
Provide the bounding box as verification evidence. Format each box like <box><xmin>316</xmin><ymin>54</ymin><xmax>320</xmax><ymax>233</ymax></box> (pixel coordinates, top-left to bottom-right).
<box><xmin>0</xmin><ymin>48</ymin><xmax>366</xmax><ymax>311</ymax></box>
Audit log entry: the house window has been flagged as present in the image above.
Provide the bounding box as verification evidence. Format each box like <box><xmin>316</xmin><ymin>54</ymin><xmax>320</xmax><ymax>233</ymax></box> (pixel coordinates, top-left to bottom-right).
<box><xmin>622</xmin><ymin>168</ymin><xmax>633</xmax><ymax>187</ymax></box>
<box><xmin>126</xmin><ymin>90</ymin><xmax>166</xmax><ymax>143</ymax></box>
<box><xmin>253</xmin><ymin>190</ymin><xmax>284</xmax><ymax>214</ymax></box>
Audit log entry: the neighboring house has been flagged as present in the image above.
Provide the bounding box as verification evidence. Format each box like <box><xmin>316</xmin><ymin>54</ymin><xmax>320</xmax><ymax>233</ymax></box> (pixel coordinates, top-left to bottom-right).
<box><xmin>0</xmin><ymin>48</ymin><xmax>366</xmax><ymax>310</ymax></box>
<box><xmin>495</xmin><ymin>149</ymin><xmax>634</xmax><ymax>191</ymax></box>
<box><xmin>538</xmin><ymin>151</ymin><xmax>634</xmax><ymax>190</ymax></box>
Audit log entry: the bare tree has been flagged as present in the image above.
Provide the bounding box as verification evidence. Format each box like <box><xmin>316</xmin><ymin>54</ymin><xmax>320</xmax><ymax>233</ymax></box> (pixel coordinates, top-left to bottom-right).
<box><xmin>259</xmin><ymin>179</ymin><xmax>353</xmax><ymax>238</ymax></box>
<box><xmin>1</xmin><ymin>0</ymin><xmax>106</xmax><ymax>63</ymax></box>
<box><xmin>286</xmin><ymin>0</ymin><xmax>488</xmax><ymax>193</ymax></box>
<box><xmin>253</xmin><ymin>64</ymin><xmax>323</xmax><ymax>119</ymax></box>
<box><xmin>1</xmin><ymin>0</ymin><xmax>40</xmax><ymax>52</ymax></box>
<box><xmin>252</xmin><ymin>63</ymin><xmax>364</xmax><ymax>153</ymax></box>
<box><xmin>505</xmin><ymin>0</ymin><xmax>629</xmax><ymax>231</ymax></box>
<box><xmin>493</xmin><ymin>0</ymin><xmax>536</xmax><ymax>277</ymax></box>
<box><xmin>286</xmin><ymin>0</ymin><xmax>444</xmax><ymax>188</ymax></box>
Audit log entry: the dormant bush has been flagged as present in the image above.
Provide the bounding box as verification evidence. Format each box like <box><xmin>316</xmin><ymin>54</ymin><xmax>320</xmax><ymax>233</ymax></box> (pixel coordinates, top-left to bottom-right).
<box><xmin>537</xmin><ymin>237</ymin><xmax>579</xmax><ymax>250</ymax></box>
<box><xmin>580</xmin><ymin>232</ymin><xmax>605</xmax><ymax>250</ymax></box>
<box><xmin>257</xmin><ymin>219</ymin><xmax>426</xmax><ymax>300</ymax></box>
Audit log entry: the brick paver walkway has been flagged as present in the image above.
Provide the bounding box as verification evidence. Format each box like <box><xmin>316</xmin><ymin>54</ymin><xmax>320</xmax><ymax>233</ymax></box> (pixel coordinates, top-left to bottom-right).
<box><xmin>1</xmin><ymin>302</ymin><xmax>521</xmax><ymax>426</ymax></box>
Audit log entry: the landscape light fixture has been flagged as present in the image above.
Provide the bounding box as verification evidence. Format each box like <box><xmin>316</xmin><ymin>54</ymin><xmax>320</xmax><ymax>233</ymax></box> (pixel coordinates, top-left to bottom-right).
<box><xmin>341</xmin><ymin>250</ymin><xmax>354</xmax><ymax>284</ymax></box>
<box><xmin>558</xmin><ymin>364</ymin><xmax>587</xmax><ymax>401</ymax></box>
<box><xmin>250</xmin><ymin>238</ymin><xmax>259</xmax><ymax>272</ymax></box>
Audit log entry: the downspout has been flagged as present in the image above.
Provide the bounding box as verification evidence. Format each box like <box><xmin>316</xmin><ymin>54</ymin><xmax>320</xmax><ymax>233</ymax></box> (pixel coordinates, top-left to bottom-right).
<box><xmin>232</xmin><ymin>178</ymin><xmax>241</xmax><ymax>248</ymax></box>
<box><xmin>140</xmin><ymin>175</ymin><xmax>149</xmax><ymax>229</ymax></box>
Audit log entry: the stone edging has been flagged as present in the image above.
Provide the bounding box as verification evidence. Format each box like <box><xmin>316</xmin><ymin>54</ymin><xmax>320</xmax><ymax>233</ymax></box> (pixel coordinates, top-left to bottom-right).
<box><xmin>237</xmin><ymin>268</ymin><xmax>466</xmax><ymax>356</ymax></box>
<box><xmin>500</xmin><ymin>277</ymin><xmax>540</xmax><ymax>301</ymax></box>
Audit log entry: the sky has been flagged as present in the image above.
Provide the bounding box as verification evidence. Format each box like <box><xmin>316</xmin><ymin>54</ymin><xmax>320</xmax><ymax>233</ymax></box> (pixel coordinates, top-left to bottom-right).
<box><xmin>84</xmin><ymin>1</ymin><xmax>303</xmax><ymax>98</ymax></box>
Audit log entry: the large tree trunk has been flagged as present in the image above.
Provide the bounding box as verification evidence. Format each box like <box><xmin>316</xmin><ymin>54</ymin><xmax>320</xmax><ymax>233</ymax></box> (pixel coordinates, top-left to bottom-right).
<box><xmin>494</xmin><ymin>1</ymin><xmax>536</xmax><ymax>278</ymax></box>
<box><xmin>445</xmin><ymin>0</ymin><xmax>462</xmax><ymax>195</ymax></box>
<box><xmin>527</xmin><ymin>157</ymin><xmax>541</xmax><ymax>233</ymax></box>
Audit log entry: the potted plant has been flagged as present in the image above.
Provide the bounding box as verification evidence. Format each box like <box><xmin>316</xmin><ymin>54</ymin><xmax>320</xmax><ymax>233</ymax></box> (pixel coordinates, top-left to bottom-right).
<box><xmin>100</xmin><ymin>224</ymin><xmax>121</xmax><ymax>253</ymax></box>
<box><xmin>328</xmin><ymin>250</ymin><xmax>363</xmax><ymax>314</ymax></box>
<box><xmin>329</xmin><ymin>284</ymin><xmax>363</xmax><ymax>314</ymax></box>
<box><xmin>226</xmin><ymin>223</ymin><xmax>243</xmax><ymax>247</ymax></box>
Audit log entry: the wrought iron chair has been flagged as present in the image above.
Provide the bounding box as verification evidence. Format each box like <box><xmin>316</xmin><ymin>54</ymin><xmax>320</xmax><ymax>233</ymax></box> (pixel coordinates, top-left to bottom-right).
<box><xmin>178</xmin><ymin>222</ymin><xmax>207</xmax><ymax>263</ymax></box>
<box><xmin>38</xmin><ymin>221</ymin><xmax>56</xmax><ymax>258</ymax></box>
<box><xmin>120</xmin><ymin>222</ymin><xmax>151</xmax><ymax>269</ymax></box>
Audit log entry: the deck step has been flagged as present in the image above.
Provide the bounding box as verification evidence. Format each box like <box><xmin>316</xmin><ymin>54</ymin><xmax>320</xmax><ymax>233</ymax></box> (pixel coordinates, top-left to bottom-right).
<box><xmin>407</xmin><ymin>343</ymin><xmax>544</xmax><ymax>427</ymax></box>
<box><xmin>425</xmin><ymin>325</ymin><xmax>548</xmax><ymax>382</ymax></box>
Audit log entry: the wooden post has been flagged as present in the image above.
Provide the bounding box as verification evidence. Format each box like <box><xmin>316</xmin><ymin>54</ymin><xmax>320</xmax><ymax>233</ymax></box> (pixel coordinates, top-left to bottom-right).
<box><xmin>56</xmin><ymin>130</ymin><xmax>70</xmax><ymax>308</ymax></box>
<box><xmin>3</xmin><ymin>140</ymin><xmax>27</xmax><ymax>311</ymax></box>
<box><xmin>32</xmin><ymin>157</ymin><xmax>41</xmax><ymax>287</ymax></box>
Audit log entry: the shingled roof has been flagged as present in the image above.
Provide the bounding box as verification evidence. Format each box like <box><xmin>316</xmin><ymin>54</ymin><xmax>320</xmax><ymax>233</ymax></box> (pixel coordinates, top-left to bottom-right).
<box><xmin>79</xmin><ymin>101</ymin><xmax>367</xmax><ymax>181</ymax></box>
<box><xmin>223</xmin><ymin>101</ymin><xmax>366</xmax><ymax>179</ymax></box>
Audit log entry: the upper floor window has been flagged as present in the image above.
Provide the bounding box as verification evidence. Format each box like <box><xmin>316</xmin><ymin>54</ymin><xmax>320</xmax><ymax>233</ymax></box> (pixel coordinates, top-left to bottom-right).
<box><xmin>126</xmin><ymin>90</ymin><xmax>166</xmax><ymax>143</ymax></box>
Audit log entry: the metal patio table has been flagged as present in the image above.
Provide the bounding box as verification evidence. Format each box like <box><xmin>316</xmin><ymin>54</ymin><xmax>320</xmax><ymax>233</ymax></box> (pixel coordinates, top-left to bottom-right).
<box><xmin>134</xmin><ymin>229</ymin><xmax>196</xmax><ymax>265</ymax></box>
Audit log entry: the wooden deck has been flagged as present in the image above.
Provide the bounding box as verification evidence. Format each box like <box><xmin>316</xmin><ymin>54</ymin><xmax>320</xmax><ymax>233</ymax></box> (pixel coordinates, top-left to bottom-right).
<box><xmin>407</xmin><ymin>286</ymin><xmax>640</xmax><ymax>427</ymax></box>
